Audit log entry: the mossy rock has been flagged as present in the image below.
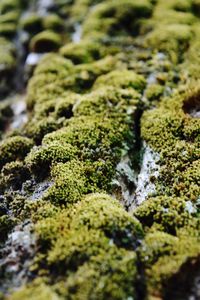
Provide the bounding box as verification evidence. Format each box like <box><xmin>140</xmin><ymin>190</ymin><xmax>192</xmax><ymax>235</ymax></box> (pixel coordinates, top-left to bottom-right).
<box><xmin>30</xmin><ymin>30</ymin><xmax>62</xmax><ymax>53</ymax></box>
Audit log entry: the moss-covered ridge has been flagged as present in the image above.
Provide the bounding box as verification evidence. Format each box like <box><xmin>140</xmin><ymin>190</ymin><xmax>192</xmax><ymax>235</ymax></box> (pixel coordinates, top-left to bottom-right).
<box><xmin>0</xmin><ymin>0</ymin><xmax>199</xmax><ymax>299</ymax></box>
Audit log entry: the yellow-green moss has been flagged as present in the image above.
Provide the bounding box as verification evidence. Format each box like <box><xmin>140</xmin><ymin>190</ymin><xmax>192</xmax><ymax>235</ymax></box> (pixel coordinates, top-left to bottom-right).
<box><xmin>30</xmin><ymin>30</ymin><xmax>62</xmax><ymax>53</ymax></box>
<box><xmin>0</xmin><ymin>136</ymin><xmax>33</xmax><ymax>169</ymax></box>
<box><xmin>20</xmin><ymin>14</ymin><xmax>42</xmax><ymax>34</ymax></box>
<box><xmin>82</xmin><ymin>0</ymin><xmax>153</xmax><ymax>39</ymax></box>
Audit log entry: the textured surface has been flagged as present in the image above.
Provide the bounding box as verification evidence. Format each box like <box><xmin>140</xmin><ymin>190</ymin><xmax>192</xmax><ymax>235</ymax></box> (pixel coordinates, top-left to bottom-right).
<box><xmin>0</xmin><ymin>0</ymin><xmax>200</xmax><ymax>299</ymax></box>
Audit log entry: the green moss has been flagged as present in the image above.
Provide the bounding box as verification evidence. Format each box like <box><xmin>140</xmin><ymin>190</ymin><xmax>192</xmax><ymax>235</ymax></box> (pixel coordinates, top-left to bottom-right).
<box><xmin>145</xmin><ymin>83</ymin><xmax>164</xmax><ymax>102</ymax></box>
<box><xmin>60</xmin><ymin>39</ymin><xmax>104</xmax><ymax>64</ymax></box>
<box><xmin>8</xmin><ymin>279</ymin><xmax>62</xmax><ymax>300</ymax></box>
<box><xmin>55</xmin><ymin>248</ymin><xmax>138</xmax><ymax>300</ymax></box>
<box><xmin>145</xmin><ymin>24</ymin><xmax>192</xmax><ymax>63</ymax></box>
<box><xmin>94</xmin><ymin>69</ymin><xmax>146</xmax><ymax>92</ymax></box>
<box><xmin>0</xmin><ymin>161</ymin><xmax>30</xmax><ymax>191</ymax></box>
<box><xmin>82</xmin><ymin>0</ymin><xmax>153</xmax><ymax>39</ymax></box>
<box><xmin>30</xmin><ymin>30</ymin><xmax>62</xmax><ymax>53</ymax></box>
<box><xmin>0</xmin><ymin>136</ymin><xmax>33</xmax><ymax>169</ymax></box>
<box><xmin>0</xmin><ymin>11</ymin><xmax>20</xmax><ymax>24</ymax></box>
<box><xmin>26</xmin><ymin>142</ymin><xmax>78</xmax><ymax>176</ymax></box>
<box><xmin>134</xmin><ymin>196</ymin><xmax>194</xmax><ymax>233</ymax></box>
<box><xmin>20</xmin><ymin>14</ymin><xmax>42</xmax><ymax>34</ymax></box>
<box><xmin>0</xmin><ymin>215</ymin><xmax>16</xmax><ymax>242</ymax></box>
<box><xmin>35</xmin><ymin>192</ymin><xmax>142</xmax><ymax>264</ymax></box>
<box><xmin>43</xmin><ymin>14</ymin><xmax>64</xmax><ymax>32</ymax></box>
<box><xmin>0</xmin><ymin>23</ymin><xmax>17</xmax><ymax>37</ymax></box>
<box><xmin>74</xmin><ymin>86</ymin><xmax>140</xmax><ymax>117</ymax></box>
<box><xmin>0</xmin><ymin>0</ymin><xmax>21</xmax><ymax>14</ymax></box>
<box><xmin>24</xmin><ymin>117</ymin><xmax>62</xmax><ymax>144</ymax></box>
<box><xmin>139</xmin><ymin>227</ymin><xmax>200</xmax><ymax>298</ymax></box>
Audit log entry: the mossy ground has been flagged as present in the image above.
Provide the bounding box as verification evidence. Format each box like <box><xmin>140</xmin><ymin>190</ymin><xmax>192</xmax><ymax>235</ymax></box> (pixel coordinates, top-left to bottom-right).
<box><xmin>0</xmin><ymin>0</ymin><xmax>199</xmax><ymax>299</ymax></box>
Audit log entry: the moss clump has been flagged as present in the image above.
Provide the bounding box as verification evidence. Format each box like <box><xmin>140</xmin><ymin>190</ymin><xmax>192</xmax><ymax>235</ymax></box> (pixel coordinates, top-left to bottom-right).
<box><xmin>0</xmin><ymin>215</ymin><xmax>16</xmax><ymax>242</ymax></box>
<box><xmin>145</xmin><ymin>83</ymin><xmax>164</xmax><ymax>102</ymax></box>
<box><xmin>0</xmin><ymin>11</ymin><xmax>20</xmax><ymax>24</ymax></box>
<box><xmin>141</xmin><ymin>82</ymin><xmax>200</xmax><ymax>201</ymax></box>
<box><xmin>0</xmin><ymin>22</ymin><xmax>17</xmax><ymax>37</ymax></box>
<box><xmin>24</xmin><ymin>117</ymin><xmax>62</xmax><ymax>144</ymax></box>
<box><xmin>145</xmin><ymin>24</ymin><xmax>192</xmax><ymax>63</ymax></box>
<box><xmin>0</xmin><ymin>161</ymin><xmax>30</xmax><ymax>191</ymax></box>
<box><xmin>134</xmin><ymin>196</ymin><xmax>195</xmax><ymax>234</ymax></box>
<box><xmin>26</xmin><ymin>142</ymin><xmax>78</xmax><ymax>176</ymax></box>
<box><xmin>0</xmin><ymin>136</ymin><xmax>33</xmax><ymax>169</ymax></box>
<box><xmin>20</xmin><ymin>14</ymin><xmax>42</xmax><ymax>34</ymax></box>
<box><xmin>20</xmin><ymin>193</ymin><xmax>143</xmax><ymax>299</ymax></box>
<box><xmin>43</xmin><ymin>14</ymin><xmax>64</xmax><ymax>32</ymax></box>
<box><xmin>82</xmin><ymin>0</ymin><xmax>153</xmax><ymax>39</ymax></box>
<box><xmin>60</xmin><ymin>39</ymin><xmax>105</xmax><ymax>64</ymax></box>
<box><xmin>8</xmin><ymin>279</ymin><xmax>61</xmax><ymax>300</ymax></box>
<box><xmin>0</xmin><ymin>0</ymin><xmax>21</xmax><ymax>14</ymax></box>
<box><xmin>30</xmin><ymin>31</ymin><xmax>62</xmax><ymax>53</ymax></box>
<box><xmin>25</xmin><ymin>113</ymin><xmax>132</xmax><ymax>182</ymax></box>
<box><xmin>138</xmin><ymin>227</ymin><xmax>200</xmax><ymax>298</ymax></box>
<box><xmin>74</xmin><ymin>86</ymin><xmax>140</xmax><ymax>117</ymax></box>
<box><xmin>94</xmin><ymin>69</ymin><xmax>146</xmax><ymax>92</ymax></box>
<box><xmin>41</xmin><ymin>160</ymin><xmax>117</xmax><ymax>205</ymax></box>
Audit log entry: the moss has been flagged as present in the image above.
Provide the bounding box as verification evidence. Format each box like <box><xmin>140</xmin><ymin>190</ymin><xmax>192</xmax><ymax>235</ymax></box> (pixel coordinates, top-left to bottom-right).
<box><xmin>0</xmin><ymin>136</ymin><xmax>34</xmax><ymax>169</ymax></box>
<box><xmin>82</xmin><ymin>0</ymin><xmax>153</xmax><ymax>39</ymax></box>
<box><xmin>0</xmin><ymin>215</ymin><xmax>16</xmax><ymax>242</ymax></box>
<box><xmin>27</xmin><ymin>55</ymin><xmax>120</xmax><ymax>108</ymax></box>
<box><xmin>134</xmin><ymin>196</ymin><xmax>194</xmax><ymax>234</ymax></box>
<box><xmin>24</xmin><ymin>117</ymin><xmax>62</xmax><ymax>144</ymax></box>
<box><xmin>0</xmin><ymin>161</ymin><xmax>30</xmax><ymax>190</ymax></box>
<box><xmin>139</xmin><ymin>228</ymin><xmax>200</xmax><ymax>298</ymax></box>
<box><xmin>184</xmin><ymin>26</ymin><xmax>200</xmax><ymax>78</ymax></box>
<box><xmin>0</xmin><ymin>11</ymin><xmax>20</xmax><ymax>24</ymax></box>
<box><xmin>42</xmin><ymin>160</ymin><xmax>89</xmax><ymax>205</ymax></box>
<box><xmin>35</xmin><ymin>192</ymin><xmax>142</xmax><ymax>265</ymax></box>
<box><xmin>0</xmin><ymin>23</ymin><xmax>17</xmax><ymax>37</ymax></box>
<box><xmin>145</xmin><ymin>83</ymin><xmax>164</xmax><ymax>102</ymax></box>
<box><xmin>74</xmin><ymin>86</ymin><xmax>140</xmax><ymax>117</ymax></box>
<box><xmin>20</xmin><ymin>14</ymin><xmax>42</xmax><ymax>34</ymax></box>
<box><xmin>0</xmin><ymin>50</ymin><xmax>16</xmax><ymax>72</ymax></box>
<box><xmin>26</xmin><ymin>142</ymin><xmax>78</xmax><ymax>176</ymax></box>
<box><xmin>55</xmin><ymin>248</ymin><xmax>138</xmax><ymax>300</ymax></box>
<box><xmin>60</xmin><ymin>39</ymin><xmax>104</xmax><ymax>64</ymax></box>
<box><xmin>141</xmin><ymin>96</ymin><xmax>184</xmax><ymax>151</ymax></box>
<box><xmin>30</xmin><ymin>30</ymin><xmax>62</xmax><ymax>53</ymax></box>
<box><xmin>145</xmin><ymin>24</ymin><xmax>192</xmax><ymax>63</ymax></box>
<box><xmin>8</xmin><ymin>278</ymin><xmax>62</xmax><ymax>300</ymax></box>
<box><xmin>94</xmin><ymin>69</ymin><xmax>146</xmax><ymax>92</ymax></box>
<box><xmin>0</xmin><ymin>0</ymin><xmax>21</xmax><ymax>14</ymax></box>
<box><xmin>43</xmin><ymin>14</ymin><xmax>64</xmax><ymax>32</ymax></box>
